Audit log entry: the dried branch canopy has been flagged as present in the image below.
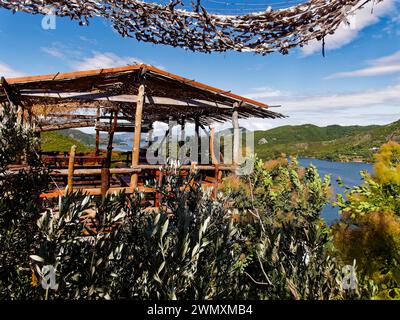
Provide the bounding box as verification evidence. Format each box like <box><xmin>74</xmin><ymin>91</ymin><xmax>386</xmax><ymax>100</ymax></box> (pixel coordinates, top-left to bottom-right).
<box><xmin>0</xmin><ymin>0</ymin><xmax>381</xmax><ymax>54</ymax></box>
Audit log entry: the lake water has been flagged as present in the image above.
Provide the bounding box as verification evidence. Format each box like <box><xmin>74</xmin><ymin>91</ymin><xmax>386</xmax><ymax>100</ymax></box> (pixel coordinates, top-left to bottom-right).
<box><xmin>103</xmin><ymin>138</ymin><xmax>372</xmax><ymax>225</ymax></box>
<box><xmin>297</xmin><ymin>158</ymin><xmax>373</xmax><ymax>225</ymax></box>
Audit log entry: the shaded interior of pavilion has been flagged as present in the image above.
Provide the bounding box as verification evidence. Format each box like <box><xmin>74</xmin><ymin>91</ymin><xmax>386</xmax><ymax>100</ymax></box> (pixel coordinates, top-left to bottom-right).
<box><xmin>0</xmin><ymin>64</ymin><xmax>284</xmax><ymax>203</ymax></box>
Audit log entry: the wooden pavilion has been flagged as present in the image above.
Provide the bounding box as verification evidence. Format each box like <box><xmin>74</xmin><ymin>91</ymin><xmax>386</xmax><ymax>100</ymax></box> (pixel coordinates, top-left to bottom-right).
<box><xmin>0</xmin><ymin>64</ymin><xmax>284</xmax><ymax>201</ymax></box>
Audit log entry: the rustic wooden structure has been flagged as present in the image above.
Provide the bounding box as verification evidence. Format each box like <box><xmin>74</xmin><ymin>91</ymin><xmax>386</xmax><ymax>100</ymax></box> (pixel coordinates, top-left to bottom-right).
<box><xmin>0</xmin><ymin>64</ymin><xmax>284</xmax><ymax>199</ymax></box>
<box><xmin>0</xmin><ymin>0</ymin><xmax>382</xmax><ymax>55</ymax></box>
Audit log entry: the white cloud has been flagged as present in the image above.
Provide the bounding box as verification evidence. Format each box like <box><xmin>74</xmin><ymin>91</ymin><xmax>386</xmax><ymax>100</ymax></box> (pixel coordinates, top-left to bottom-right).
<box><xmin>41</xmin><ymin>42</ymin><xmax>83</xmax><ymax>61</ymax></box>
<box><xmin>41</xmin><ymin>46</ymin><xmax>65</xmax><ymax>59</ymax></box>
<box><xmin>41</xmin><ymin>44</ymin><xmax>165</xmax><ymax>71</ymax></box>
<box><xmin>326</xmin><ymin>50</ymin><xmax>400</xmax><ymax>79</ymax></box>
<box><xmin>245</xmin><ymin>86</ymin><xmax>286</xmax><ymax>99</ymax></box>
<box><xmin>261</xmin><ymin>84</ymin><xmax>400</xmax><ymax>112</ymax></box>
<box><xmin>0</xmin><ymin>62</ymin><xmax>25</xmax><ymax>78</ymax></box>
<box><xmin>301</xmin><ymin>0</ymin><xmax>396</xmax><ymax>56</ymax></box>
<box><xmin>79</xmin><ymin>36</ymin><xmax>98</xmax><ymax>45</ymax></box>
<box><xmin>206</xmin><ymin>83</ymin><xmax>400</xmax><ymax>132</ymax></box>
<box><xmin>71</xmin><ymin>51</ymin><xmax>144</xmax><ymax>70</ymax></box>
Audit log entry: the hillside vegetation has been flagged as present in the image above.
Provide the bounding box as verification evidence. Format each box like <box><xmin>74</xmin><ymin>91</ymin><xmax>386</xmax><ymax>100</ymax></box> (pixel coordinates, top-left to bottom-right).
<box><xmin>41</xmin><ymin>131</ymin><xmax>93</xmax><ymax>153</ymax></box>
<box><xmin>254</xmin><ymin>121</ymin><xmax>400</xmax><ymax>162</ymax></box>
<box><xmin>58</xmin><ymin>129</ymin><xmax>96</xmax><ymax>147</ymax></box>
<box><xmin>41</xmin><ymin>121</ymin><xmax>400</xmax><ymax>163</ymax></box>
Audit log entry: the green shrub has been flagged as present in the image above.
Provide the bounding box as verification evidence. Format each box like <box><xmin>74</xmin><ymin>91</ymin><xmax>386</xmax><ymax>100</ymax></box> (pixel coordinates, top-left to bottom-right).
<box><xmin>333</xmin><ymin>141</ymin><xmax>400</xmax><ymax>299</ymax></box>
<box><xmin>1</xmin><ymin>103</ymin><xmax>375</xmax><ymax>300</ymax></box>
<box><xmin>222</xmin><ymin>157</ymin><xmax>357</xmax><ymax>299</ymax></box>
<box><xmin>0</xmin><ymin>102</ymin><xmax>49</xmax><ymax>299</ymax></box>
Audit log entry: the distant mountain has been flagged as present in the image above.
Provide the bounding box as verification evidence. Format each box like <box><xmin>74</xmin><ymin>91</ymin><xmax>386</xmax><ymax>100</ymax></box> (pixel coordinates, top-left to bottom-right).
<box><xmin>254</xmin><ymin>121</ymin><xmax>400</xmax><ymax>162</ymax></box>
<box><xmin>44</xmin><ymin>121</ymin><xmax>400</xmax><ymax>162</ymax></box>
<box><xmin>57</xmin><ymin>129</ymin><xmax>131</xmax><ymax>146</ymax></box>
<box><xmin>58</xmin><ymin>129</ymin><xmax>96</xmax><ymax>147</ymax></box>
<box><xmin>41</xmin><ymin>131</ymin><xmax>93</xmax><ymax>153</ymax></box>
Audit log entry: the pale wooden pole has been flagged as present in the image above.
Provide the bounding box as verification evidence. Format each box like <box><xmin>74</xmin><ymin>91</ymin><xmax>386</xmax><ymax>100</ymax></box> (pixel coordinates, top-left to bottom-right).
<box><xmin>16</xmin><ymin>105</ymin><xmax>23</xmax><ymax>127</ymax></box>
<box><xmin>210</xmin><ymin>127</ymin><xmax>220</xmax><ymax>198</ymax></box>
<box><xmin>67</xmin><ymin>145</ymin><xmax>77</xmax><ymax>193</ymax></box>
<box><xmin>95</xmin><ymin>106</ymin><xmax>100</xmax><ymax>155</ymax></box>
<box><xmin>195</xmin><ymin>116</ymin><xmax>201</xmax><ymax>163</ymax></box>
<box><xmin>210</xmin><ymin>127</ymin><xmax>219</xmax><ymax>166</ymax></box>
<box><xmin>180</xmin><ymin>117</ymin><xmax>185</xmax><ymax>146</ymax></box>
<box><xmin>167</xmin><ymin>116</ymin><xmax>174</xmax><ymax>159</ymax></box>
<box><xmin>130</xmin><ymin>83</ymin><xmax>145</xmax><ymax>188</ymax></box>
<box><xmin>232</xmin><ymin>102</ymin><xmax>240</xmax><ymax>168</ymax></box>
<box><xmin>101</xmin><ymin>111</ymin><xmax>118</xmax><ymax>196</ymax></box>
<box><xmin>105</xmin><ymin>111</ymin><xmax>118</xmax><ymax>168</ymax></box>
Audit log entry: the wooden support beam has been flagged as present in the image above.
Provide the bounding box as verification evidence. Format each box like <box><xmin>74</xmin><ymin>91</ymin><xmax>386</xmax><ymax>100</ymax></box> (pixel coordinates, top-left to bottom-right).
<box><xmin>45</xmin><ymin>114</ymin><xmax>98</xmax><ymax>119</ymax></box>
<box><xmin>67</xmin><ymin>145</ymin><xmax>77</xmax><ymax>193</ymax></box>
<box><xmin>210</xmin><ymin>127</ymin><xmax>219</xmax><ymax>165</ymax></box>
<box><xmin>101</xmin><ymin>168</ymin><xmax>110</xmax><ymax>198</ymax></box>
<box><xmin>95</xmin><ymin>122</ymin><xmax>151</xmax><ymax>133</ymax></box>
<box><xmin>194</xmin><ymin>116</ymin><xmax>201</xmax><ymax>163</ymax></box>
<box><xmin>20</xmin><ymin>90</ymin><xmax>233</xmax><ymax>109</ymax></box>
<box><xmin>167</xmin><ymin>116</ymin><xmax>175</xmax><ymax>159</ymax></box>
<box><xmin>179</xmin><ymin>117</ymin><xmax>185</xmax><ymax>147</ymax></box>
<box><xmin>130</xmin><ymin>83</ymin><xmax>145</xmax><ymax>188</ymax></box>
<box><xmin>16</xmin><ymin>105</ymin><xmax>23</xmax><ymax>127</ymax></box>
<box><xmin>209</xmin><ymin>126</ymin><xmax>220</xmax><ymax>199</ymax></box>
<box><xmin>95</xmin><ymin>107</ymin><xmax>100</xmax><ymax>157</ymax></box>
<box><xmin>47</xmin><ymin>165</ymin><xmax>234</xmax><ymax>177</ymax></box>
<box><xmin>213</xmin><ymin>164</ymin><xmax>220</xmax><ymax>199</ymax></box>
<box><xmin>40</xmin><ymin>186</ymin><xmax>157</xmax><ymax>199</ymax></box>
<box><xmin>1</xmin><ymin>77</ymin><xmax>23</xmax><ymax>107</ymax></box>
<box><xmin>49</xmin><ymin>167</ymin><xmax>142</xmax><ymax>176</ymax></box>
<box><xmin>1</xmin><ymin>77</ymin><xmax>25</xmax><ymax>126</ymax></box>
<box><xmin>38</xmin><ymin>120</ymin><xmax>95</xmax><ymax>131</ymax></box>
<box><xmin>95</xmin><ymin>129</ymin><xmax>100</xmax><ymax>156</ymax></box>
<box><xmin>156</xmin><ymin>170</ymin><xmax>164</xmax><ymax>208</ymax></box>
<box><xmin>105</xmin><ymin>111</ymin><xmax>118</xmax><ymax>169</ymax></box>
<box><xmin>232</xmin><ymin>102</ymin><xmax>240</xmax><ymax>167</ymax></box>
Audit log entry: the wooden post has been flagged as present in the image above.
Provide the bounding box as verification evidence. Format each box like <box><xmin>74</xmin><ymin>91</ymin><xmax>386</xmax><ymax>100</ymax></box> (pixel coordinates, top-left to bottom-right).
<box><xmin>101</xmin><ymin>168</ymin><xmax>110</xmax><ymax>197</ymax></box>
<box><xmin>167</xmin><ymin>116</ymin><xmax>174</xmax><ymax>159</ymax></box>
<box><xmin>210</xmin><ymin>127</ymin><xmax>219</xmax><ymax>199</ymax></box>
<box><xmin>106</xmin><ymin>111</ymin><xmax>118</xmax><ymax>168</ymax></box>
<box><xmin>27</xmin><ymin>107</ymin><xmax>33</xmax><ymax>126</ymax></box>
<box><xmin>99</xmin><ymin>111</ymin><xmax>118</xmax><ymax>195</ymax></box>
<box><xmin>16</xmin><ymin>105</ymin><xmax>23</xmax><ymax>127</ymax></box>
<box><xmin>95</xmin><ymin>107</ymin><xmax>100</xmax><ymax>156</ymax></box>
<box><xmin>130</xmin><ymin>83</ymin><xmax>145</xmax><ymax>188</ymax></box>
<box><xmin>156</xmin><ymin>170</ymin><xmax>164</xmax><ymax>207</ymax></box>
<box><xmin>195</xmin><ymin>116</ymin><xmax>200</xmax><ymax>163</ymax></box>
<box><xmin>232</xmin><ymin>103</ymin><xmax>240</xmax><ymax>167</ymax></box>
<box><xmin>210</xmin><ymin>127</ymin><xmax>219</xmax><ymax>166</ymax></box>
<box><xmin>179</xmin><ymin>117</ymin><xmax>185</xmax><ymax>147</ymax></box>
<box><xmin>95</xmin><ymin>130</ymin><xmax>100</xmax><ymax>156</ymax></box>
<box><xmin>67</xmin><ymin>145</ymin><xmax>77</xmax><ymax>193</ymax></box>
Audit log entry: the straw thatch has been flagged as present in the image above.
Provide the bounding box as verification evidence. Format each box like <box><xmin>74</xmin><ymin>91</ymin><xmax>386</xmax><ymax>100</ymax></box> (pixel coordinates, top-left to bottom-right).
<box><xmin>0</xmin><ymin>64</ymin><xmax>285</xmax><ymax>130</ymax></box>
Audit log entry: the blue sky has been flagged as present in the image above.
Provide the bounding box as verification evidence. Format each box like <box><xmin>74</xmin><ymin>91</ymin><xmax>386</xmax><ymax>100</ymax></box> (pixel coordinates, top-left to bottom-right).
<box><xmin>0</xmin><ymin>0</ymin><xmax>400</xmax><ymax>131</ymax></box>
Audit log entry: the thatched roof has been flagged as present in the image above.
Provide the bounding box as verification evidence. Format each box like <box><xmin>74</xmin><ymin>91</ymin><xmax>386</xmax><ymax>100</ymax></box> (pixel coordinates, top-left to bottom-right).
<box><xmin>1</xmin><ymin>64</ymin><xmax>284</xmax><ymax>129</ymax></box>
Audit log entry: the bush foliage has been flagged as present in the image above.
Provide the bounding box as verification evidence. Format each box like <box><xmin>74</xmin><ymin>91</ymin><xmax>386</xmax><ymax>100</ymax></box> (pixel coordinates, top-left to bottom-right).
<box><xmin>334</xmin><ymin>141</ymin><xmax>400</xmax><ymax>299</ymax></box>
<box><xmin>2</xmin><ymin>103</ymin><xmax>398</xmax><ymax>300</ymax></box>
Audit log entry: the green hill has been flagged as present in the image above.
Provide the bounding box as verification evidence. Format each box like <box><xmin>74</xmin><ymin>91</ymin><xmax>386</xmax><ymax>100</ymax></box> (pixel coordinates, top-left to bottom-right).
<box><xmin>41</xmin><ymin>131</ymin><xmax>93</xmax><ymax>153</ymax></box>
<box><xmin>254</xmin><ymin>124</ymin><xmax>378</xmax><ymax>145</ymax></box>
<box><xmin>254</xmin><ymin>121</ymin><xmax>400</xmax><ymax>162</ymax></box>
<box><xmin>57</xmin><ymin>129</ymin><xmax>96</xmax><ymax>147</ymax></box>
<box><xmin>40</xmin><ymin>120</ymin><xmax>400</xmax><ymax>162</ymax></box>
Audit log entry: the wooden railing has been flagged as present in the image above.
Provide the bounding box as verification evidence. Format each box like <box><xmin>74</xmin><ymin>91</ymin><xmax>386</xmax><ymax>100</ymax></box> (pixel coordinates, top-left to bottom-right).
<box><xmin>41</xmin><ymin>163</ymin><xmax>234</xmax><ymax>200</ymax></box>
